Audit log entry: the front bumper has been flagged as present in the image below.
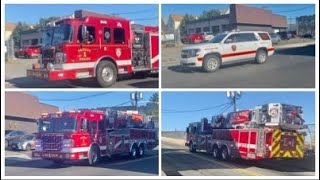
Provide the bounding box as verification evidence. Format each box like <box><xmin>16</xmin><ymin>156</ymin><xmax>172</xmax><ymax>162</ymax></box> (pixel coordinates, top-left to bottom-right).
<box><xmin>27</xmin><ymin>68</ymin><xmax>79</xmax><ymax>81</ymax></box>
<box><xmin>32</xmin><ymin>151</ymin><xmax>83</xmax><ymax>160</ymax></box>
<box><xmin>180</xmin><ymin>57</ymin><xmax>202</xmax><ymax>67</ymax></box>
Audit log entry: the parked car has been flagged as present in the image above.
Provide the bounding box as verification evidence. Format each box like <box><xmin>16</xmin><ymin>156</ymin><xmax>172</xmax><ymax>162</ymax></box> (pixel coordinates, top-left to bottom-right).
<box><xmin>302</xmin><ymin>34</ymin><xmax>313</xmax><ymax>38</ymax></box>
<box><xmin>277</xmin><ymin>32</ymin><xmax>290</xmax><ymax>40</ymax></box>
<box><xmin>10</xmin><ymin>134</ymin><xmax>36</xmax><ymax>151</ymax></box>
<box><xmin>181</xmin><ymin>33</ymin><xmax>204</xmax><ymax>44</ymax></box>
<box><xmin>200</xmin><ymin>32</ymin><xmax>214</xmax><ymax>41</ymax></box>
<box><xmin>180</xmin><ymin>31</ymin><xmax>274</xmax><ymax>72</ymax></box>
<box><xmin>14</xmin><ymin>45</ymin><xmax>41</xmax><ymax>59</ymax></box>
<box><xmin>5</xmin><ymin>130</ymin><xmax>27</xmax><ymax>148</ymax></box>
<box><xmin>269</xmin><ymin>33</ymin><xmax>281</xmax><ymax>44</ymax></box>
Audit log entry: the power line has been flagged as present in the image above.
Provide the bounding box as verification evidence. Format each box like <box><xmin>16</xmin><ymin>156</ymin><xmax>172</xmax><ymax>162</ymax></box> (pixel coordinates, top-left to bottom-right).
<box><xmin>39</xmin><ymin>92</ymin><xmax>112</xmax><ymax>101</ymax></box>
<box><xmin>132</xmin><ymin>16</ymin><xmax>158</xmax><ymax>21</ymax></box>
<box><xmin>110</xmin><ymin>101</ymin><xmax>132</xmax><ymax>108</ymax></box>
<box><xmin>111</xmin><ymin>8</ymin><xmax>152</xmax><ymax>15</ymax></box>
<box><xmin>275</xmin><ymin>5</ymin><xmax>314</xmax><ymax>14</ymax></box>
<box><xmin>162</xmin><ymin>102</ymin><xmax>230</xmax><ymax>113</ymax></box>
<box><xmin>217</xmin><ymin>103</ymin><xmax>233</xmax><ymax>115</ymax></box>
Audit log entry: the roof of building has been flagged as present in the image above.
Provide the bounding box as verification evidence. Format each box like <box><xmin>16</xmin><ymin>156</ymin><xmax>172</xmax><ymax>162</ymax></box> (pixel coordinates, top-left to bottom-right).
<box><xmin>170</xmin><ymin>14</ymin><xmax>184</xmax><ymax>22</ymax></box>
<box><xmin>5</xmin><ymin>22</ymin><xmax>16</xmax><ymax>31</ymax></box>
<box><xmin>5</xmin><ymin>92</ymin><xmax>59</xmax><ymax>120</ymax></box>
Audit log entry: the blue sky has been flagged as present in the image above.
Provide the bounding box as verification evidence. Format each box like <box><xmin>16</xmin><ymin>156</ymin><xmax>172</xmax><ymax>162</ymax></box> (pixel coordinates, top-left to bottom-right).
<box><xmin>5</xmin><ymin>4</ymin><xmax>158</xmax><ymax>25</ymax></box>
<box><xmin>162</xmin><ymin>4</ymin><xmax>315</xmax><ymax>23</ymax></box>
<box><xmin>28</xmin><ymin>91</ymin><xmax>157</xmax><ymax>111</ymax></box>
<box><xmin>162</xmin><ymin>92</ymin><xmax>315</xmax><ymax>131</ymax></box>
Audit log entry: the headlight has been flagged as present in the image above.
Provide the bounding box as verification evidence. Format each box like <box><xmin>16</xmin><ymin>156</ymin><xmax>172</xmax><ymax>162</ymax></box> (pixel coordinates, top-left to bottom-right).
<box><xmin>189</xmin><ymin>49</ymin><xmax>200</xmax><ymax>57</ymax></box>
<box><xmin>62</xmin><ymin>139</ymin><xmax>74</xmax><ymax>152</ymax></box>
<box><xmin>47</xmin><ymin>62</ymin><xmax>54</xmax><ymax>70</ymax></box>
<box><xmin>55</xmin><ymin>52</ymin><xmax>66</xmax><ymax>63</ymax></box>
<box><xmin>35</xmin><ymin>139</ymin><xmax>43</xmax><ymax>151</ymax></box>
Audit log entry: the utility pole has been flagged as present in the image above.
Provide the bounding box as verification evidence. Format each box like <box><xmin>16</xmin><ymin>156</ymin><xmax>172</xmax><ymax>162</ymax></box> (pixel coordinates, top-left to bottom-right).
<box><xmin>227</xmin><ymin>91</ymin><xmax>241</xmax><ymax>112</ymax></box>
<box><xmin>130</xmin><ymin>91</ymin><xmax>143</xmax><ymax>110</ymax></box>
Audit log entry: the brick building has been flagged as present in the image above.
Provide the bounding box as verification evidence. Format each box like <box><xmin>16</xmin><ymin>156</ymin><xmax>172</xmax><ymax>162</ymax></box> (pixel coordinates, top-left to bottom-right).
<box><xmin>186</xmin><ymin>4</ymin><xmax>287</xmax><ymax>35</ymax></box>
<box><xmin>5</xmin><ymin>92</ymin><xmax>59</xmax><ymax>133</ymax></box>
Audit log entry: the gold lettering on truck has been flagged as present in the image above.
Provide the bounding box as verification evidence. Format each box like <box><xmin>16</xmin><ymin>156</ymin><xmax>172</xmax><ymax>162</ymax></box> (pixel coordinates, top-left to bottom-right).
<box><xmin>78</xmin><ymin>48</ymin><xmax>92</xmax><ymax>61</ymax></box>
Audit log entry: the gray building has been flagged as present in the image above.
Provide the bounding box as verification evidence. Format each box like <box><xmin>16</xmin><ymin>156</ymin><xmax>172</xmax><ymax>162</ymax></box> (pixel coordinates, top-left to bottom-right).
<box><xmin>186</xmin><ymin>4</ymin><xmax>287</xmax><ymax>35</ymax></box>
<box><xmin>20</xmin><ymin>28</ymin><xmax>42</xmax><ymax>47</ymax></box>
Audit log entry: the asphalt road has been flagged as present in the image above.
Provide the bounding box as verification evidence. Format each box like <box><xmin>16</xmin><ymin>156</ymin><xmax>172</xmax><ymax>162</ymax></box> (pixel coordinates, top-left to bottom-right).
<box><xmin>5</xmin><ymin>59</ymin><xmax>158</xmax><ymax>88</ymax></box>
<box><xmin>162</xmin><ymin>137</ymin><xmax>315</xmax><ymax>176</ymax></box>
<box><xmin>162</xmin><ymin>44</ymin><xmax>315</xmax><ymax>88</ymax></box>
<box><xmin>5</xmin><ymin>149</ymin><xmax>158</xmax><ymax>176</ymax></box>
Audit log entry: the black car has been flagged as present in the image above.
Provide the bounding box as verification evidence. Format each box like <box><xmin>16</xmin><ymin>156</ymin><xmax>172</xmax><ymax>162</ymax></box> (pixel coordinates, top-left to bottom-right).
<box><xmin>5</xmin><ymin>130</ymin><xmax>27</xmax><ymax>148</ymax></box>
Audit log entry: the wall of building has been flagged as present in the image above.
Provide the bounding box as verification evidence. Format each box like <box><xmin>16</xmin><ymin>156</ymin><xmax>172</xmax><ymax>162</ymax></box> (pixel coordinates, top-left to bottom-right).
<box><xmin>20</xmin><ymin>31</ymin><xmax>42</xmax><ymax>47</ymax></box>
<box><xmin>235</xmin><ymin>24</ymin><xmax>274</xmax><ymax>32</ymax></box>
<box><xmin>5</xmin><ymin>92</ymin><xmax>59</xmax><ymax>133</ymax></box>
<box><xmin>186</xmin><ymin>17</ymin><xmax>229</xmax><ymax>34</ymax></box>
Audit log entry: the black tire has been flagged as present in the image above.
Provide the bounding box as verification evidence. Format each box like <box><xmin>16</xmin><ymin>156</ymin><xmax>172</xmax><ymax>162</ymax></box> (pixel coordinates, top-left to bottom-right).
<box><xmin>212</xmin><ymin>145</ymin><xmax>221</xmax><ymax>159</ymax></box>
<box><xmin>137</xmin><ymin>144</ymin><xmax>145</xmax><ymax>158</ymax></box>
<box><xmin>255</xmin><ymin>49</ymin><xmax>268</xmax><ymax>64</ymax></box>
<box><xmin>96</xmin><ymin>61</ymin><xmax>117</xmax><ymax>88</ymax></box>
<box><xmin>5</xmin><ymin>140</ymin><xmax>9</xmax><ymax>149</ymax></box>
<box><xmin>88</xmin><ymin>146</ymin><xmax>100</xmax><ymax>166</ymax></box>
<box><xmin>221</xmin><ymin>146</ymin><xmax>230</xmax><ymax>161</ymax></box>
<box><xmin>189</xmin><ymin>142</ymin><xmax>196</xmax><ymax>153</ymax></box>
<box><xmin>202</xmin><ymin>54</ymin><xmax>221</xmax><ymax>72</ymax></box>
<box><xmin>25</xmin><ymin>144</ymin><xmax>31</xmax><ymax>151</ymax></box>
<box><xmin>130</xmin><ymin>145</ymin><xmax>138</xmax><ymax>159</ymax></box>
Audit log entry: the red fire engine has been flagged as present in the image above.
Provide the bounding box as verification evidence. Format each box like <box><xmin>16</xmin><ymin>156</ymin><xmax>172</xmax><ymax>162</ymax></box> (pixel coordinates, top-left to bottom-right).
<box><xmin>27</xmin><ymin>10</ymin><xmax>159</xmax><ymax>87</ymax></box>
<box><xmin>32</xmin><ymin>109</ymin><xmax>158</xmax><ymax>165</ymax></box>
<box><xmin>185</xmin><ymin>103</ymin><xmax>306</xmax><ymax>161</ymax></box>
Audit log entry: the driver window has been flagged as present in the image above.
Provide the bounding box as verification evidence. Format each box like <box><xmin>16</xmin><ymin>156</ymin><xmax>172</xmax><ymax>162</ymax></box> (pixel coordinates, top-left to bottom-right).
<box><xmin>78</xmin><ymin>25</ymin><xmax>96</xmax><ymax>43</ymax></box>
<box><xmin>224</xmin><ymin>34</ymin><xmax>238</xmax><ymax>43</ymax></box>
<box><xmin>104</xmin><ymin>28</ymin><xmax>111</xmax><ymax>43</ymax></box>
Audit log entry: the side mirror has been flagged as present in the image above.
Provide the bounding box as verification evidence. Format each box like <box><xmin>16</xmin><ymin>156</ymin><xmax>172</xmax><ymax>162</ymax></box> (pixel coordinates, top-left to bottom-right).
<box><xmin>81</xmin><ymin>118</ymin><xmax>88</xmax><ymax>131</ymax></box>
<box><xmin>81</xmin><ymin>25</ymin><xmax>87</xmax><ymax>42</ymax></box>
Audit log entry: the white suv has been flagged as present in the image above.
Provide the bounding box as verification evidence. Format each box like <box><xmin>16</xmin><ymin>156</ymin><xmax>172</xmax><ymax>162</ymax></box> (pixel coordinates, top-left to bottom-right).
<box><xmin>180</xmin><ymin>31</ymin><xmax>275</xmax><ymax>72</ymax></box>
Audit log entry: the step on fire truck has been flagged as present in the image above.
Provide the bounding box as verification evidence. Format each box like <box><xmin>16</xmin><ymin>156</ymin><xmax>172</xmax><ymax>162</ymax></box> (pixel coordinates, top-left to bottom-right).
<box><xmin>32</xmin><ymin>109</ymin><xmax>158</xmax><ymax>165</ymax></box>
<box><xmin>185</xmin><ymin>103</ymin><xmax>306</xmax><ymax>161</ymax></box>
<box><xmin>27</xmin><ymin>10</ymin><xmax>159</xmax><ymax>87</ymax></box>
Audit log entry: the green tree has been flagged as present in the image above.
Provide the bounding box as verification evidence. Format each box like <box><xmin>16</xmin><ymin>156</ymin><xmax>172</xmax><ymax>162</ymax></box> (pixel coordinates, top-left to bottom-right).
<box><xmin>199</xmin><ymin>9</ymin><xmax>221</xmax><ymax>20</ymax></box>
<box><xmin>149</xmin><ymin>92</ymin><xmax>159</xmax><ymax>103</ymax></box>
<box><xmin>11</xmin><ymin>22</ymin><xmax>31</xmax><ymax>48</ymax></box>
<box><xmin>179</xmin><ymin>14</ymin><xmax>196</xmax><ymax>36</ymax></box>
<box><xmin>37</xmin><ymin>16</ymin><xmax>60</xmax><ymax>28</ymax></box>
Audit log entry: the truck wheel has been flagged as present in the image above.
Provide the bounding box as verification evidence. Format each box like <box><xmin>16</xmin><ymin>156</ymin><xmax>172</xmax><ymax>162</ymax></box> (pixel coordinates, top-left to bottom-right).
<box><xmin>221</xmin><ymin>146</ymin><xmax>230</xmax><ymax>161</ymax></box>
<box><xmin>212</xmin><ymin>146</ymin><xmax>221</xmax><ymax>159</ymax></box>
<box><xmin>130</xmin><ymin>145</ymin><xmax>138</xmax><ymax>159</ymax></box>
<box><xmin>137</xmin><ymin>144</ymin><xmax>145</xmax><ymax>158</ymax></box>
<box><xmin>88</xmin><ymin>146</ymin><xmax>100</xmax><ymax>166</ymax></box>
<box><xmin>189</xmin><ymin>142</ymin><xmax>196</xmax><ymax>153</ymax></box>
<box><xmin>203</xmin><ymin>55</ymin><xmax>221</xmax><ymax>72</ymax></box>
<box><xmin>96</xmin><ymin>61</ymin><xmax>117</xmax><ymax>88</ymax></box>
<box><xmin>255</xmin><ymin>49</ymin><xmax>267</xmax><ymax>64</ymax></box>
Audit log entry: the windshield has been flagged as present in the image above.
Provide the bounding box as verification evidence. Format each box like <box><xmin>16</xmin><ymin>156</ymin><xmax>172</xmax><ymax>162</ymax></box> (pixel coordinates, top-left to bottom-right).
<box><xmin>20</xmin><ymin>135</ymin><xmax>34</xmax><ymax>140</ymax></box>
<box><xmin>38</xmin><ymin>116</ymin><xmax>76</xmax><ymax>133</ymax></box>
<box><xmin>209</xmin><ymin>33</ymin><xmax>227</xmax><ymax>43</ymax></box>
<box><xmin>51</xmin><ymin>24</ymin><xmax>73</xmax><ymax>45</ymax></box>
<box><xmin>42</xmin><ymin>28</ymin><xmax>54</xmax><ymax>46</ymax></box>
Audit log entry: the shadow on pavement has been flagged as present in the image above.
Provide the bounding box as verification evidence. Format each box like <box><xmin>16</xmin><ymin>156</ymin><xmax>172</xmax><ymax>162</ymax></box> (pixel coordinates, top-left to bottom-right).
<box><xmin>276</xmin><ymin>45</ymin><xmax>315</xmax><ymax>56</ymax></box>
<box><xmin>162</xmin><ymin>148</ymin><xmax>315</xmax><ymax>176</ymax></box>
<box><xmin>5</xmin><ymin>150</ymin><xmax>159</xmax><ymax>176</ymax></box>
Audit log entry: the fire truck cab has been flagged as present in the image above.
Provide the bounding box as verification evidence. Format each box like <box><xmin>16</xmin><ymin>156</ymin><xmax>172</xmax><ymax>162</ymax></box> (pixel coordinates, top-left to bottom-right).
<box><xmin>185</xmin><ymin>103</ymin><xmax>306</xmax><ymax>161</ymax></box>
<box><xmin>33</xmin><ymin>109</ymin><xmax>158</xmax><ymax>165</ymax></box>
<box><xmin>27</xmin><ymin>10</ymin><xmax>159</xmax><ymax>87</ymax></box>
